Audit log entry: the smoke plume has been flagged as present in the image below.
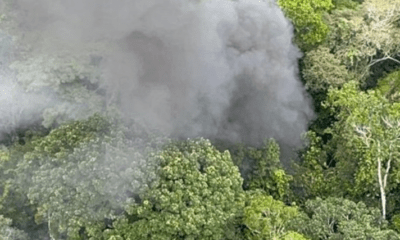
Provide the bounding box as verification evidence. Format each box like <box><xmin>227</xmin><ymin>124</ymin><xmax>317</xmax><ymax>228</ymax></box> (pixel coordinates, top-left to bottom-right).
<box><xmin>2</xmin><ymin>0</ymin><xmax>314</xmax><ymax>157</ymax></box>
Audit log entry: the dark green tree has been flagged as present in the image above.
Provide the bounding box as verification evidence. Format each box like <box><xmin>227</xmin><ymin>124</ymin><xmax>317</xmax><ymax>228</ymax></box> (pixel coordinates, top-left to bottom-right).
<box><xmin>376</xmin><ymin>69</ymin><xmax>400</xmax><ymax>103</ymax></box>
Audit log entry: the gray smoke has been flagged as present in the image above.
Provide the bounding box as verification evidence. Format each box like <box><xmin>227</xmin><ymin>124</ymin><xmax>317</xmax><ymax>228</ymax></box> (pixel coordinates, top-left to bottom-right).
<box><xmin>3</xmin><ymin>0</ymin><xmax>313</xmax><ymax>154</ymax></box>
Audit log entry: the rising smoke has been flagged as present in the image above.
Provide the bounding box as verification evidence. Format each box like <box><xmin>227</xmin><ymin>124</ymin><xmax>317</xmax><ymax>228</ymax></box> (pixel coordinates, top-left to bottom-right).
<box><xmin>1</xmin><ymin>0</ymin><xmax>313</xmax><ymax>160</ymax></box>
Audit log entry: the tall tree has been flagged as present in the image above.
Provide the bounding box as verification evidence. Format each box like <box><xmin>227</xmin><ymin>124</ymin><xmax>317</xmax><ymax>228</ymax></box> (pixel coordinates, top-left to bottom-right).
<box><xmin>322</xmin><ymin>0</ymin><xmax>400</xmax><ymax>86</ymax></box>
<box><xmin>353</xmin><ymin>117</ymin><xmax>400</xmax><ymax>220</ymax></box>
<box><xmin>297</xmin><ymin>81</ymin><xmax>400</xmax><ymax>218</ymax></box>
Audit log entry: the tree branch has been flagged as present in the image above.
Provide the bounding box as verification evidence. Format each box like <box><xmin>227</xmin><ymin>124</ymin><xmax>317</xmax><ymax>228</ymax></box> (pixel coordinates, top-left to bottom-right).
<box><xmin>372</xmin><ymin>56</ymin><xmax>400</xmax><ymax>67</ymax></box>
<box><xmin>354</xmin><ymin>125</ymin><xmax>372</xmax><ymax>147</ymax></box>
<box><xmin>382</xmin><ymin>116</ymin><xmax>393</xmax><ymax>128</ymax></box>
<box><xmin>384</xmin><ymin>158</ymin><xmax>391</xmax><ymax>189</ymax></box>
<box><xmin>362</xmin><ymin>56</ymin><xmax>400</xmax><ymax>78</ymax></box>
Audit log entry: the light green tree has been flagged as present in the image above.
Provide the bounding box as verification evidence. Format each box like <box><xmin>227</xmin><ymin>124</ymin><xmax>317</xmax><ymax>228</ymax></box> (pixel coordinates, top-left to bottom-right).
<box><xmin>243</xmin><ymin>191</ymin><xmax>308</xmax><ymax>240</ymax></box>
<box><xmin>302</xmin><ymin>46</ymin><xmax>355</xmax><ymax>92</ymax></box>
<box><xmin>1</xmin><ymin>113</ymin><xmax>120</xmax><ymax>239</ymax></box>
<box><xmin>297</xmin><ymin>197</ymin><xmax>399</xmax><ymax>239</ymax></box>
<box><xmin>277</xmin><ymin>0</ymin><xmax>334</xmax><ymax>50</ymax></box>
<box><xmin>300</xmin><ymin>0</ymin><xmax>400</xmax><ymax>97</ymax></box>
<box><xmin>103</xmin><ymin>138</ymin><xmax>245</xmax><ymax>240</ymax></box>
<box><xmin>323</xmin><ymin>0</ymin><xmax>400</xmax><ymax>84</ymax></box>
<box><xmin>0</xmin><ymin>146</ymin><xmax>29</xmax><ymax>240</ymax></box>
<box><xmin>0</xmin><ymin>110</ymin><xmax>172</xmax><ymax>240</ymax></box>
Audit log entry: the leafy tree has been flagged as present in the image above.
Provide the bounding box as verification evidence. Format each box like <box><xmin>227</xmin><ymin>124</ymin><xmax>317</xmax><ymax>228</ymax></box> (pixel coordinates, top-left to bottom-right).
<box><xmin>326</xmin><ymin>81</ymin><xmax>400</xmax><ymax>219</ymax></box>
<box><xmin>296</xmin><ymin>0</ymin><xmax>400</xmax><ymax>212</ymax></box>
<box><xmin>247</xmin><ymin>139</ymin><xmax>293</xmax><ymax>202</ymax></box>
<box><xmin>331</xmin><ymin>0</ymin><xmax>360</xmax><ymax>10</ymax></box>
<box><xmin>27</xmin><ymin>130</ymin><xmax>159</xmax><ymax>239</ymax></box>
<box><xmin>277</xmin><ymin>0</ymin><xmax>334</xmax><ymax>50</ymax></box>
<box><xmin>376</xmin><ymin>69</ymin><xmax>400</xmax><ymax>103</ymax></box>
<box><xmin>302</xmin><ymin>46</ymin><xmax>355</xmax><ymax>92</ymax></box>
<box><xmin>297</xmin><ymin>197</ymin><xmax>400</xmax><ymax>239</ymax></box>
<box><xmin>0</xmin><ymin>113</ymin><xmax>119</xmax><ymax>239</ymax></box>
<box><xmin>0</xmin><ymin>132</ymin><xmax>51</xmax><ymax>239</ymax></box>
<box><xmin>353</xmin><ymin>117</ymin><xmax>400</xmax><ymax>220</ymax></box>
<box><xmin>103</xmin><ymin>138</ymin><xmax>245</xmax><ymax>240</ymax></box>
<box><xmin>322</xmin><ymin>0</ymin><xmax>400</xmax><ymax>85</ymax></box>
<box><xmin>296</xmin><ymin>81</ymin><xmax>400</xmax><ymax>219</ymax></box>
<box><xmin>243</xmin><ymin>191</ymin><xmax>308</xmax><ymax>240</ymax></box>
<box><xmin>0</xmin><ymin>215</ymin><xmax>28</xmax><ymax>240</ymax></box>
<box><xmin>299</xmin><ymin>0</ymin><xmax>400</xmax><ymax>123</ymax></box>
<box><xmin>0</xmin><ymin>147</ymin><xmax>29</xmax><ymax>240</ymax></box>
<box><xmin>219</xmin><ymin>139</ymin><xmax>293</xmax><ymax>202</ymax></box>
<box><xmin>1</xmin><ymin>111</ymin><xmax>171</xmax><ymax>240</ymax></box>
<box><xmin>392</xmin><ymin>214</ymin><xmax>400</xmax><ymax>233</ymax></box>
<box><xmin>292</xmin><ymin>131</ymin><xmax>339</xmax><ymax>202</ymax></box>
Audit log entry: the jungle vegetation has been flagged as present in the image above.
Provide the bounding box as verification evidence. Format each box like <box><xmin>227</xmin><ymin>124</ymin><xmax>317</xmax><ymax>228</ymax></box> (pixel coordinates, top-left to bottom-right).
<box><xmin>1</xmin><ymin>0</ymin><xmax>400</xmax><ymax>239</ymax></box>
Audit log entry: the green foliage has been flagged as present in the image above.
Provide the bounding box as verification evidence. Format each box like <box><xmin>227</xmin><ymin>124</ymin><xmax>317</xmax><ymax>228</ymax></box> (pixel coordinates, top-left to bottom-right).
<box><xmin>22</xmin><ymin>113</ymin><xmax>170</xmax><ymax>239</ymax></box>
<box><xmin>392</xmin><ymin>214</ymin><xmax>400</xmax><ymax>233</ymax></box>
<box><xmin>331</xmin><ymin>0</ymin><xmax>360</xmax><ymax>10</ymax></box>
<box><xmin>0</xmin><ymin>136</ymin><xmax>48</xmax><ymax>238</ymax></box>
<box><xmin>0</xmin><ymin>146</ymin><xmax>30</xmax><ymax>239</ymax></box>
<box><xmin>3</xmin><ymin>0</ymin><xmax>400</xmax><ymax>238</ymax></box>
<box><xmin>322</xmin><ymin>0</ymin><xmax>400</xmax><ymax>85</ymax></box>
<box><xmin>0</xmin><ymin>215</ymin><xmax>29</xmax><ymax>240</ymax></box>
<box><xmin>216</xmin><ymin>139</ymin><xmax>293</xmax><ymax>202</ymax></box>
<box><xmin>292</xmin><ymin>131</ymin><xmax>339</xmax><ymax>201</ymax></box>
<box><xmin>302</xmin><ymin>46</ymin><xmax>355</xmax><ymax>92</ymax></box>
<box><xmin>0</xmin><ymin>113</ymin><xmax>120</xmax><ymax>239</ymax></box>
<box><xmin>243</xmin><ymin>191</ymin><xmax>307</xmax><ymax>240</ymax></box>
<box><xmin>248</xmin><ymin>139</ymin><xmax>292</xmax><ymax>201</ymax></box>
<box><xmin>28</xmin><ymin>133</ymin><xmax>157</xmax><ymax>239</ymax></box>
<box><xmin>278</xmin><ymin>0</ymin><xmax>334</xmax><ymax>49</ymax></box>
<box><xmin>294</xmin><ymin>80</ymin><xmax>400</xmax><ymax>222</ymax></box>
<box><xmin>105</xmin><ymin>138</ymin><xmax>245</xmax><ymax>240</ymax></box>
<box><xmin>297</xmin><ymin>197</ymin><xmax>400</xmax><ymax>239</ymax></box>
<box><xmin>294</xmin><ymin>80</ymin><xmax>400</xmax><ymax>219</ymax></box>
<box><xmin>0</xmin><ymin>146</ymin><xmax>10</xmax><ymax>207</ymax></box>
<box><xmin>377</xmin><ymin>69</ymin><xmax>400</xmax><ymax>102</ymax></box>
<box><xmin>301</xmin><ymin>0</ymin><xmax>400</xmax><ymax>129</ymax></box>
<box><xmin>325</xmin><ymin>81</ymin><xmax>400</xmax><ymax>201</ymax></box>
<box><xmin>282</xmin><ymin>231</ymin><xmax>309</xmax><ymax>240</ymax></box>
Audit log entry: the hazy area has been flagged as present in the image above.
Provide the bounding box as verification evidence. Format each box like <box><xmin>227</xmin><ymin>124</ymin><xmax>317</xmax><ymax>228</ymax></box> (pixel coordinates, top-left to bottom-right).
<box><xmin>0</xmin><ymin>0</ymin><xmax>313</xmax><ymax>161</ymax></box>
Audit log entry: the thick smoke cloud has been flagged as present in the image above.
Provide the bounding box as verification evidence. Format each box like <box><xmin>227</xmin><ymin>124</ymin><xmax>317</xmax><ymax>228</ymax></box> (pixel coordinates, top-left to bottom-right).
<box><xmin>4</xmin><ymin>0</ymin><xmax>313</xmax><ymax>157</ymax></box>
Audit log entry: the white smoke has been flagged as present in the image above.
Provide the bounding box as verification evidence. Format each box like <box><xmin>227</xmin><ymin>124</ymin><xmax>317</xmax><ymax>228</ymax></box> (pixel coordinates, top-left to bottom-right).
<box><xmin>2</xmin><ymin>0</ymin><xmax>313</xmax><ymax>154</ymax></box>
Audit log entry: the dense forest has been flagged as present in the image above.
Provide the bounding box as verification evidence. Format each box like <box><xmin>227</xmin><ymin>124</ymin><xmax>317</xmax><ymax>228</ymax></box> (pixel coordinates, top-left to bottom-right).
<box><xmin>1</xmin><ymin>0</ymin><xmax>400</xmax><ymax>239</ymax></box>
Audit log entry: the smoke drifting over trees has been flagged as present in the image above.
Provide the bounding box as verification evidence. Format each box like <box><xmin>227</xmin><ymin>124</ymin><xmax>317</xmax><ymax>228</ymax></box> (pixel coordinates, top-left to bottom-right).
<box><xmin>1</xmin><ymin>0</ymin><xmax>313</xmax><ymax>153</ymax></box>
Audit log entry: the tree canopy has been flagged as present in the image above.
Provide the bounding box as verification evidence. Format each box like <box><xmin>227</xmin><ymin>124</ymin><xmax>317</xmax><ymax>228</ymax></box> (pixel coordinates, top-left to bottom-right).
<box><xmin>1</xmin><ymin>0</ymin><xmax>400</xmax><ymax>238</ymax></box>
